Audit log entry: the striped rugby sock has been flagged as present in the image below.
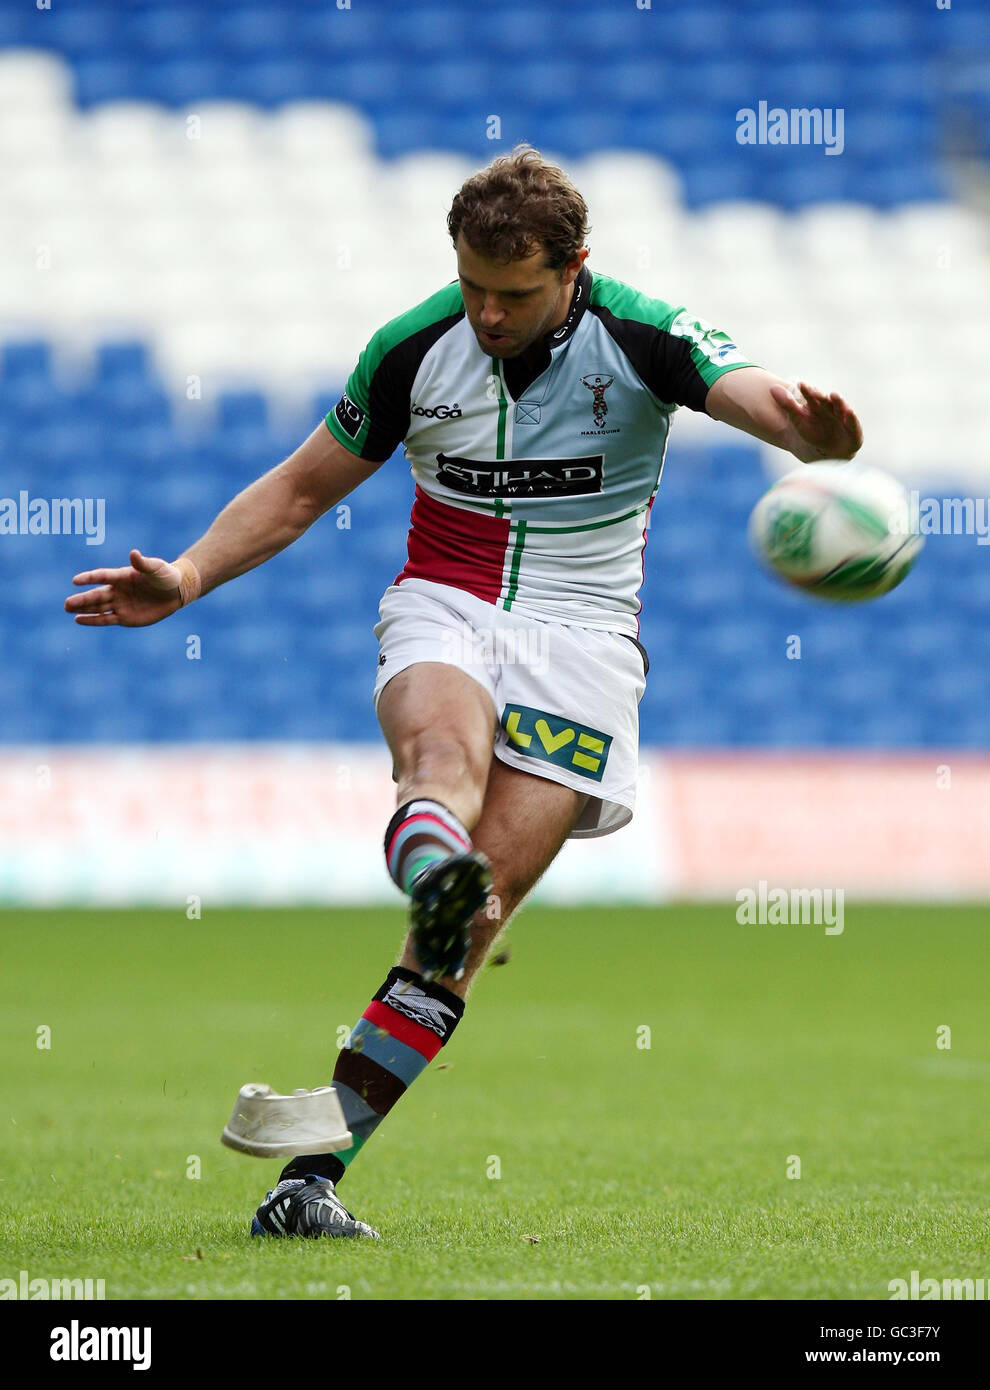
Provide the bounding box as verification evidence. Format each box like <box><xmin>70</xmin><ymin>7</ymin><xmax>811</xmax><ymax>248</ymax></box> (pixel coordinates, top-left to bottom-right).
<box><xmin>384</xmin><ymin>798</ymin><xmax>472</xmax><ymax>895</ymax></box>
<box><xmin>278</xmin><ymin>967</ymin><xmax>463</xmax><ymax>1187</ymax></box>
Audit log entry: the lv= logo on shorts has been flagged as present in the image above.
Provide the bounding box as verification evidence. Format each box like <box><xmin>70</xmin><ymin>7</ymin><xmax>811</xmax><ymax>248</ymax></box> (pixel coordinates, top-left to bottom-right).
<box><xmin>500</xmin><ymin>704</ymin><xmax>612</xmax><ymax>782</ymax></box>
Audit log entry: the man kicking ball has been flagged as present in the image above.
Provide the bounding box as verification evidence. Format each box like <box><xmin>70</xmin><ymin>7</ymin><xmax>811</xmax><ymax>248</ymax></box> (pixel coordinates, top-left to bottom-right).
<box><xmin>65</xmin><ymin>147</ymin><xmax>862</xmax><ymax>1240</ymax></box>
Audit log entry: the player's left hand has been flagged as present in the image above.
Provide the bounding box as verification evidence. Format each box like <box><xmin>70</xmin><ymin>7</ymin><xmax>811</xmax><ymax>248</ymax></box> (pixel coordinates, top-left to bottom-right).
<box><xmin>770</xmin><ymin>381</ymin><xmax>863</xmax><ymax>462</ymax></box>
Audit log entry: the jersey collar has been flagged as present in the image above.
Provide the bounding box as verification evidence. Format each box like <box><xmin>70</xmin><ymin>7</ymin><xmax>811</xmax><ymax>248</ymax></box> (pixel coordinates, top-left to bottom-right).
<box><xmin>545</xmin><ymin>262</ymin><xmax>591</xmax><ymax>351</ymax></box>
<box><xmin>499</xmin><ymin>264</ymin><xmax>592</xmax><ymax>400</ymax></box>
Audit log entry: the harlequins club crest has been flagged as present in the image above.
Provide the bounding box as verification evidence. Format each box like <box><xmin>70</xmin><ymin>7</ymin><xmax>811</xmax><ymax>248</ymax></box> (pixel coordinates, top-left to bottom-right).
<box><xmin>581</xmin><ymin>373</ymin><xmax>614</xmax><ymax>427</ymax></box>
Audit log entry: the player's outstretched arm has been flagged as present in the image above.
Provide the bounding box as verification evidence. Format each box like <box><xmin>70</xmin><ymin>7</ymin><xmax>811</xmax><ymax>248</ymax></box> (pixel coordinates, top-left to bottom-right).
<box><xmin>65</xmin><ymin>549</ymin><xmax>192</xmax><ymax>628</ymax></box>
<box><xmin>65</xmin><ymin>425</ymin><xmax>384</xmax><ymax>627</ymax></box>
<box><xmin>706</xmin><ymin>365</ymin><xmax>862</xmax><ymax>464</ymax></box>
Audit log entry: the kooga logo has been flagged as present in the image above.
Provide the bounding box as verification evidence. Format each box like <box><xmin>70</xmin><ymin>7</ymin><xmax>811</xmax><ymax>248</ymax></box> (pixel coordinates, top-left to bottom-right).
<box><xmin>412</xmin><ymin>402</ymin><xmax>462</xmax><ymax>419</ymax></box>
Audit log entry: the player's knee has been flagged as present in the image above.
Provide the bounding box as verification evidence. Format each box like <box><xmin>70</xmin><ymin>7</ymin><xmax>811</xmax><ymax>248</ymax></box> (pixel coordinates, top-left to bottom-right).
<box><xmin>399</xmin><ymin>731</ymin><xmax>487</xmax><ymax>806</ymax></box>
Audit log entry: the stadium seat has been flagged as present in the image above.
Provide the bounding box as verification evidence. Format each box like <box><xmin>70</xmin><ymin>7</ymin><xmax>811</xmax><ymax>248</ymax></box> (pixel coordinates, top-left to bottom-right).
<box><xmin>0</xmin><ymin>2</ymin><xmax>986</xmax><ymax>753</ymax></box>
<box><xmin>141</xmin><ymin>58</ymin><xmax>228</xmax><ymax>107</ymax></box>
<box><xmin>739</xmin><ymin>8</ymin><xmax>826</xmax><ymax>59</ymax></box>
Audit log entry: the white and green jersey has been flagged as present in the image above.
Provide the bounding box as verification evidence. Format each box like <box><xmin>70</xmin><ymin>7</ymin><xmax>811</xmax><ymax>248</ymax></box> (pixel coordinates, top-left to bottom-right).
<box><xmin>326</xmin><ymin>266</ymin><xmax>755</xmax><ymax>636</ymax></box>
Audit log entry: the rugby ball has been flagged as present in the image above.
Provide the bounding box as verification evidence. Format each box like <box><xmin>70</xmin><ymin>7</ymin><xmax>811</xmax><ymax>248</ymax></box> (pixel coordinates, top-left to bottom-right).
<box><xmin>748</xmin><ymin>463</ymin><xmax>923</xmax><ymax>601</ymax></box>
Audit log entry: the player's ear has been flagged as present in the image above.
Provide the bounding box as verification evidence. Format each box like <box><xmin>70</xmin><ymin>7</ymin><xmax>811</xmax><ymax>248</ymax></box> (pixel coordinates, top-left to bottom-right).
<box><xmin>559</xmin><ymin>248</ymin><xmax>588</xmax><ymax>284</ymax></box>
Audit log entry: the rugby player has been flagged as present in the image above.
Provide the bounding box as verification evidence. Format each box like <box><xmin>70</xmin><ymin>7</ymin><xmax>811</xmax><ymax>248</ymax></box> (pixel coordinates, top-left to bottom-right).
<box><xmin>65</xmin><ymin>148</ymin><xmax>862</xmax><ymax>1240</ymax></box>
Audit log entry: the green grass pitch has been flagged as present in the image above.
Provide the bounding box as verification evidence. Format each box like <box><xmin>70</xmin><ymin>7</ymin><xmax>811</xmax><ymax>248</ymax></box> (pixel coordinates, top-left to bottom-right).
<box><xmin>1</xmin><ymin>904</ymin><xmax>988</xmax><ymax>1301</ymax></box>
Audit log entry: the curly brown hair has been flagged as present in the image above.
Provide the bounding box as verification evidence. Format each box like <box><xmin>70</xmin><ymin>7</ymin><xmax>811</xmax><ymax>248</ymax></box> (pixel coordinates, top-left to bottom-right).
<box><xmin>447</xmin><ymin>145</ymin><xmax>590</xmax><ymax>272</ymax></box>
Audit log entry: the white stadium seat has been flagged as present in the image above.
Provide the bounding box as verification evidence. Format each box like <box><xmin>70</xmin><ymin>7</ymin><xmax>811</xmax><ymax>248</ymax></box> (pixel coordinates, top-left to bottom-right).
<box><xmin>0</xmin><ymin>51</ymin><xmax>985</xmax><ymax>475</ymax></box>
<box><xmin>573</xmin><ymin>150</ymin><xmax>684</xmax><ymax>217</ymax></box>
<box><xmin>269</xmin><ymin>101</ymin><xmax>377</xmax><ymax>166</ymax></box>
<box><xmin>0</xmin><ymin>50</ymin><xmax>73</xmax><ymax>114</ymax></box>
<box><xmin>79</xmin><ymin>102</ymin><xmax>176</xmax><ymax>165</ymax></box>
<box><xmin>177</xmin><ymin>102</ymin><xmax>267</xmax><ymax>164</ymax></box>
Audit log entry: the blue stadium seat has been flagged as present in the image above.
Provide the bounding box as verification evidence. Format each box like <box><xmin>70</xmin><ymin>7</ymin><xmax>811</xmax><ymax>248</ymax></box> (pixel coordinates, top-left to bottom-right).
<box><xmin>72</xmin><ymin>57</ymin><xmax>144</xmax><ymax>107</ymax></box>
<box><xmin>680</xmin><ymin>160</ymin><xmax>766</xmax><ymax>207</ymax></box>
<box><xmin>848</xmin><ymin>60</ymin><xmax>932</xmax><ymax>106</ymax></box>
<box><xmin>768</xmin><ymin>159</ymin><xmax>854</xmax><ymax>210</ymax></box>
<box><xmin>519</xmin><ymin>109</ymin><xmax>631</xmax><ymax>159</ymax></box>
<box><xmin>584</xmin><ymin>60</ymin><xmax>678</xmax><ymax>111</ymax></box>
<box><xmin>0</xmin><ymin>8</ymin><xmax>38</xmax><ymax>44</ymax></box>
<box><xmin>2</xmin><ymin>340</ymin><xmax>54</xmax><ymax>381</ymax></box>
<box><xmin>43</xmin><ymin>4</ymin><xmax>118</xmax><ymax>57</ymax></box>
<box><xmin>142</xmin><ymin>58</ymin><xmax>228</xmax><ymax>106</ymax></box>
<box><xmin>830</xmin><ymin>8</ymin><xmax>925</xmax><ymax>59</ymax></box>
<box><xmin>406</xmin><ymin>59</ymin><xmax>487</xmax><ymax>111</ymax></box>
<box><xmin>374</xmin><ymin>112</ymin><xmax>447</xmax><ymax>160</ymax></box>
<box><xmin>331</xmin><ymin>58</ymin><xmax>409</xmax><ymax>110</ymax></box>
<box><xmin>0</xmin><ymin>0</ymin><xmax>983</xmax><ymax>748</ymax></box>
<box><xmin>370</xmin><ymin>5</ymin><xmax>474</xmax><ymax>59</ymax></box>
<box><xmin>209</xmin><ymin>5</ymin><xmax>294</xmax><ymax>57</ymax></box>
<box><xmin>0</xmin><ymin>0</ymin><xmax>961</xmax><ymax>208</ymax></box>
<box><xmin>84</xmin><ymin>380</ymin><xmax>172</xmax><ymax>430</ymax></box>
<box><xmin>665</xmin><ymin>708</ymin><xmax>740</xmax><ymax>746</ymax></box>
<box><xmin>215</xmin><ymin>390</ymin><xmax>269</xmax><ymax>433</ymax></box>
<box><xmin>555</xmin><ymin>5</ymin><xmax>651</xmax><ymax>59</ymax></box>
<box><xmin>292</xmin><ymin>7</ymin><xmax>380</xmax><ymax>59</ymax></box>
<box><xmin>8</xmin><ymin>380</ymin><xmax>69</xmax><ymax>434</ymax></box>
<box><xmin>497</xmin><ymin>61</ymin><xmax>588</xmax><ymax>113</ymax></box>
<box><xmin>94</xmin><ymin>342</ymin><xmax>156</xmax><ymax>384</ymax></box>
<box><xmin>4</xmin><ymin>395</ymin><xmax>985</xmax><ymax>753</ymax></box>
<box><xmin>646</xmin><ymin>111</ymin><xmax>733</xmax><ymax>163</ymax></box>
<box><xmin>228</xmin><ymin>58</ymin><xmax>322</xmax><ymax>107</ymax></box>
<box><xmin>483</xmin><ymin>7</ymin><xmax>568</xmax><ymax>58</ymax></box>
<box><xmin>950</xmin><ymin>712</ymin><xmax>990</xmax><ymax>747</ymax></box>
<box><xmin>121</xmin><ymin>5</ymin><xmax>209</xmax><ymax>58</ymax></box>
<box><xmin>857</xmin><ymin>159</ymin><xmax>947</xmax><ymax>207</ymax></box>
<box><xmin>925</xmin><ymin>10</ymin><xmax>990</xmax><ymax>50</ymax></box>
<box><xmin>738</xmin><ymin>8</ymin><xmax>826</xmax><ymax>59</ymax></box>
<box><xmin>658</xmin><ymin>6</ymin><xmax>738</xmax><ymax>61</ymax></box>
<box><xmin>848</xmin><ymin>105</ymin><xmax>934</xmax><ymax>161</ymax></box>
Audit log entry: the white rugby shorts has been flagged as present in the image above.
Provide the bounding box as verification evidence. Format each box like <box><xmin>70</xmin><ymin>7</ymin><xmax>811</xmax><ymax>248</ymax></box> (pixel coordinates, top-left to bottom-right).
<box><xmin>372</xmin><ymin>577</ymin><xmax>647</xmax><ymax>838</ymax></box>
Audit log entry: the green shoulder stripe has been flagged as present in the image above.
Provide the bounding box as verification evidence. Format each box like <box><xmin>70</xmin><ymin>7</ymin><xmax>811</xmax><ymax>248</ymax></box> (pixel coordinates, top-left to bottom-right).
<box><xmin>589</xmin><ymin>272</ymin><xmax>678</xmax><ymax>329</ymax></box>
<box><xmin>590</xmin><ymin>271</ymin><xmax>755</xmax><ymax>393</ymax></box>
<box><xmin>349</xmin><ymin>281</ymin><xmax>464</xmax><ymax>410</ymax></box>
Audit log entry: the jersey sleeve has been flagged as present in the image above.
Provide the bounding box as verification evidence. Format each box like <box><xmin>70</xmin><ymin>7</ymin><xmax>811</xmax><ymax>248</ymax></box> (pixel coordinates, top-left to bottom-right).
<box><xmin>652</xmin><ymin>306</ymin><xmax>756</xmax><ymax>413</ymax></box>
<box><xmin>588</xmin><ymin>275</ymin><xmax>757</xmax><ymax>415</ymax></box>
<box><xmin>325</xmin><ymin>283</ymin><xmax>466</xmax><ymax>462</ymax></box>
<box><xmin>325</xmin><ymin>343</ymin><xmax>410</xmax><ymax>463</ymax></box>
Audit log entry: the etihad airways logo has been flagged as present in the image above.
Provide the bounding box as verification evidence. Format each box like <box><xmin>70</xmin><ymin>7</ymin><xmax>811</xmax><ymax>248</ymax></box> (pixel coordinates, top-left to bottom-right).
<box><xmin>436</xmin><ymin>452</ymin><xmax>604</xmax><ymax>498</ymax></box>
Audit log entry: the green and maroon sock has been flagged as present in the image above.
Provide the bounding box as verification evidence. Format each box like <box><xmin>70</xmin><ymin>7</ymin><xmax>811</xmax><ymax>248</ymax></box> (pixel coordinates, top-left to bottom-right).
<box><xmin>279</xmin><ymin>966</ymin><xmax>464</xmax><ymax>1186</ymax></box>
<box><xmin>383</xmin><ymin>799</ymin><xmax>473</xmax><ymax>895</ymax></box>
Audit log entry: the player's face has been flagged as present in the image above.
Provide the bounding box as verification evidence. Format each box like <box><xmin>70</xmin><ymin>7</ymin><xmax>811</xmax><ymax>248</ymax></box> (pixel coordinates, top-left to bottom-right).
<box><xmin>456</xmin><ymin>237</ymin><xmax>586</xmax><ymax>358</ymax></box>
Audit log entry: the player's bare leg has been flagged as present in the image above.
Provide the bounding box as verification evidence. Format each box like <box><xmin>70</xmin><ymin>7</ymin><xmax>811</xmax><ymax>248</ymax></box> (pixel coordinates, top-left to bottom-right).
<box><xmin>377</xmin><ymin>662</ymin><xmax>499</xmax><ymax>981</ymax></box>
<box><xmin>265</xmin><ymin>670</ymin><xmax>590</xmax><ymax>1231</ymax></box>
<box><xmin>398</xmin><ymin>756</ymin><xmax>588</xmax><ymax>996</ymax></box>
<box><xmin>377</xmin><ymin>661</ymin><xmax>497</xmax><ymax>830</ymax></box>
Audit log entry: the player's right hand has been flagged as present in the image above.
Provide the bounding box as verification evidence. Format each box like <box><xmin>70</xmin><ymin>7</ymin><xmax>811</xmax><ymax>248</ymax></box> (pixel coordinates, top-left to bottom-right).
<box><xmin>65</xmin><ymin>549</ymin><xmax>184</xmax><ymax>627</ymax></box>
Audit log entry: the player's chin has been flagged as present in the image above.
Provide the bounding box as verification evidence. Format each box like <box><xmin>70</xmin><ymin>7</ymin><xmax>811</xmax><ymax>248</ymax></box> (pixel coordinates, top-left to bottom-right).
<box><xmin>474</xmin><ymin>330</ymin><xmax>523</xmax><ymax>356</ymax></box>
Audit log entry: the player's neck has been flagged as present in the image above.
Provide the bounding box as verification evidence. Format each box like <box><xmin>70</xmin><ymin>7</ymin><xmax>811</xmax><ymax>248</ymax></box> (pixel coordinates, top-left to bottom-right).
<box><xmin>546</xmin><ymin>278</ymin><xmax>576</xmax><ymax>337</ymax></box>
